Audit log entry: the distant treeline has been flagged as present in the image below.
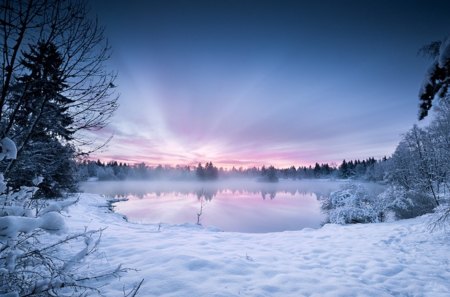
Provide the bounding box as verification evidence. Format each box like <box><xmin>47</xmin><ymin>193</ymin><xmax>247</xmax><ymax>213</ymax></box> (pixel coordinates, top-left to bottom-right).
<box><xmin>77</xmin><ymin>157</ymin><xmax>389</xmax><ymax>182</ymax></box>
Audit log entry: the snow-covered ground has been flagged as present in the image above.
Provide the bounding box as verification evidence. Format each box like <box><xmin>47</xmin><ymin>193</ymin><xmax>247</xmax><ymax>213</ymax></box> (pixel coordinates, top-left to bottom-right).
<box><xmin>65</xmin><ymin>193</ymin><xmax>450</xmax><ymax>297</ymax></box>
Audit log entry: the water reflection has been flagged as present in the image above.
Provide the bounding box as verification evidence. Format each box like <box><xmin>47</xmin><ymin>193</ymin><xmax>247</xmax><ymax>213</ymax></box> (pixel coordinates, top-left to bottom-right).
<box><xmin>81</xmin><ymin>179</ymin><xmax>347</xmax><ymax>232</ymax></box>
<box><xmin>261</xmin><ymin>190</ymin><xmax>276</xmax><ymax>200</ymax></box>
<box><xmin>196</xmin><ymin>188</ymin><xmax>216</xmax><ymax>201</ymax></box>
<box><xmin>82</xmin><ymin>179</ymin><xmax>339</xmax><ymax>201</ymax></box>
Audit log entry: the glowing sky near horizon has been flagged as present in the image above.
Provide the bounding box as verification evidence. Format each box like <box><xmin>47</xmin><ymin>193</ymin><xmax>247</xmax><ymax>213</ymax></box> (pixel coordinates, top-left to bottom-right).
<box><xmin>89</xmin><ymin>0</ymin><xmax>450</xmax><ymax>168</ymax></box>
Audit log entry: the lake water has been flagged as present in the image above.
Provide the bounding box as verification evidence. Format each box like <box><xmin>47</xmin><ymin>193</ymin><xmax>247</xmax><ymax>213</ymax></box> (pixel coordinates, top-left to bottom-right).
<box><xmin>81</xmin><ymin>179</ymin><xmax>353</xmax><ymax>233</ymax></box>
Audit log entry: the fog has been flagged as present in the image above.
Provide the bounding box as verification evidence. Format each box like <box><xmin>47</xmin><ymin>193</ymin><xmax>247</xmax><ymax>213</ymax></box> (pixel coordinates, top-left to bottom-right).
<box><xmin>82</xmin><ymin>178</ymin><xmax>342</xmax><ymax>199</ymax></box>
<box><xmin>81</xmin><ymin>178</ymin><xmax>385</xmax><ymax>201</ymax></box>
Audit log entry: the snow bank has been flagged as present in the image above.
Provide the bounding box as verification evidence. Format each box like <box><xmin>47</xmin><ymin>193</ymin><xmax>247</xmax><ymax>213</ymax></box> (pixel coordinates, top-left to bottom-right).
<box><xmin>0</xmin><ymin>212</ymin><xmax>66</xmax><ymax>239</ymax></box>
<box><xmin>65</xmin><ymin>194</ymin><xmax>450</xmax><ymax>297</ymax></box>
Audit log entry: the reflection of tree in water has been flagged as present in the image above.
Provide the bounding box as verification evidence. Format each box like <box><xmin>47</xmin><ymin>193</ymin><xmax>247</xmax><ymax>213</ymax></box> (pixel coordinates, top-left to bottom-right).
<box><xmin>96</xmin><ymin>180</ymin><xmax>344</xmax><ymax>204</ymax></box>
<box><xmin>196</xmin><ymin>198</ymin><xmax>204</xmax><ymax>225</ymax></box>
<box><xmin>113</xmin><ymin>192</ymin><xmax>149</xmax><ymax>199</ymax></box>
<box><xmin>113</xmin><ymin>187</ymin><xmax>333</xmax><ymax>202</ymax></box>
<box><xmin>288</xmin><ymin>189</ymin><xmax>297</xmax><ymax>196</ymax></box>
<box><xmin>261</xmin><ymin>190</ymin><xmax>277</xmax><ymax>200</ymax></box>
<box><xmin>194</xmin><ymin>188</ymin><xmax>219</xmax><ymax>225</ymax></box>
<box><xmin>196</xmin><ymin>188</ymin><xmax>217</xmax><ymax>201</ymax></box>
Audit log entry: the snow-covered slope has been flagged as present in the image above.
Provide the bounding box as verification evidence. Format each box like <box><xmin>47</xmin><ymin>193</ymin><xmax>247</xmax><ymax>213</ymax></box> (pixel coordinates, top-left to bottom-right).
<box><xmin>66</xmin><ymin>194</ymin><xmax>450</xmax><ymax>297</ymax></box>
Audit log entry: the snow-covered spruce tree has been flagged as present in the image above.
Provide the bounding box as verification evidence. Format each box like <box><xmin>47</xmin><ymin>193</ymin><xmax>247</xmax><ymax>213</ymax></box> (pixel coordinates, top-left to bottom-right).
<box><xmin>5</xmin><ymin>42</ymin><xmax>77</xmax><ymax>197</ymax></box>
<box><xmin>0</xmin><ymin>0</ymin><xmax>118</xmax><ymax>195</ymax></box>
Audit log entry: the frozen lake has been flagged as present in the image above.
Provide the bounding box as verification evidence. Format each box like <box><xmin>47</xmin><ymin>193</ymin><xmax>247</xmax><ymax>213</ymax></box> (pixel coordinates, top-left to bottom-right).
<box><xmin>80</xmin><ymin>179</ymin><xmax>369</xmax><ymax>232</ymax></box>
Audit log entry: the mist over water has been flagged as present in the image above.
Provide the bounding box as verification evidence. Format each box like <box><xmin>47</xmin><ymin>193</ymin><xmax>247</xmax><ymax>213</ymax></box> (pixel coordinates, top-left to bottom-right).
<box><xmin>81</xmin><ymin>179</ymin><xmax>381</xmax><ymax>232</ymax></box>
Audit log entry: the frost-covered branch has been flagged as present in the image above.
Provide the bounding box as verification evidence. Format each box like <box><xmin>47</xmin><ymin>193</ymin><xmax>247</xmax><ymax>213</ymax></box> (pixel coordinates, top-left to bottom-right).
<box><xmin>0</xmin><ymin>138</ymin><xmax>134</xmax><ymax>295</ymax></box>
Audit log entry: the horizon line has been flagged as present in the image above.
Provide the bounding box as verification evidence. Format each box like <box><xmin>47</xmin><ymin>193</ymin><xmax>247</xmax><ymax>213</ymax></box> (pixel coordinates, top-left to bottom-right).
<box><xmin>84</xmin><ymin>156</ymin><xmax>383</xmax><ymax>170</ymax></box>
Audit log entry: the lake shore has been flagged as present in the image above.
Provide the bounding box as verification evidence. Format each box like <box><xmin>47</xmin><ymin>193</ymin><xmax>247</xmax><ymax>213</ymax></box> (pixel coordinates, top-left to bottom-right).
<box><xmin>64</xmin><ymin>193</ymin><xmax>450</xmax><ymax>296</ymax></box>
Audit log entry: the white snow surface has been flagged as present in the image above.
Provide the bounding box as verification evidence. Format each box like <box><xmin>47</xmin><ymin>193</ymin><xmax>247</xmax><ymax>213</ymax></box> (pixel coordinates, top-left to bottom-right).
<box><xmin>0</xmin><ymin>137</ymin><xmax>17</xmax><ymax>160</ymax></box>
<box><xmin>0</xmin><ymin>212</ymin><xmax>65</xmax><ymax>238</ymax></box>
<box><xmin>66</xmin><ymin>194</ymin><xmax>450</xmax><ymax>297</ymax></box>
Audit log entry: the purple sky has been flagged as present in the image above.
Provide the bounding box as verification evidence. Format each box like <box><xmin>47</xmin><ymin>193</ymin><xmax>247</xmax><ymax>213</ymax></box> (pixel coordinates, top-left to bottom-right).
<box><xmin>88</xmin><ymin>0</ymin><xmax>450</xmax><ymax>168</ymax></box>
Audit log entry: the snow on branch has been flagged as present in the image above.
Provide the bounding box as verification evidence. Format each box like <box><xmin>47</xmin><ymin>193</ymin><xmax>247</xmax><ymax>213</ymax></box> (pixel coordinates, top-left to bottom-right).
<box><xmin>0</xmin><ymin>138</ymin><xmax>17</xmax><ymax>161</ymax></box>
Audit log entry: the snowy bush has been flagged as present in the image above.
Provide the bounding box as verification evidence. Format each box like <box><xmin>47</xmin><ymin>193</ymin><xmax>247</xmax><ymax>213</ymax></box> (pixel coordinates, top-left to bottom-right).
<box><xmin>378</xmin><ymin>186</ymin><xmax>437</xmax><ymax>219</ymax></box>
<box><xmin>0</xmin><ymin>182</ymin><xmax>128</xmax><ymax>296</ymax></box>
<box><xmin>321</xmin><ymin>182</ymin><xmax>438</xmax><ymax>224</ymax></box>
<box><xmin>0</xmin><ymin>138</ymin><xmax>132</xmax><ymax>296</ymax></box>
<box><xmin>0</xmin><ymin>138</ymin><xmax>17</xmax><ymax>161</ymax></box>
<box><xmin>433</xmin><ymin>201</ymin><xmax>450</xmax><ymax>230</ymax></box>
<box><xmin>322</xmin><ymin>183</ymin><xmax>380</xmax><ymax>224</ymax></box>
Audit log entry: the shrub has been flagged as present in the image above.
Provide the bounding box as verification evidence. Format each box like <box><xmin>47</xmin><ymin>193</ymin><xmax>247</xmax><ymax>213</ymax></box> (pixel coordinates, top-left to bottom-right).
<box><xmin>322</xmin><ymin>183</ymin><xmax>379</xmax><ymax>224</ymax></box>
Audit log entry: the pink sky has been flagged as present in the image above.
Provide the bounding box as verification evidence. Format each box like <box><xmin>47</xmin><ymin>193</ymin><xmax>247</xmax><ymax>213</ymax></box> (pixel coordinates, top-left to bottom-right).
<box><xmin>84</xmin><ymin>0</ymin><xmax>449</xmax><ymax>168</ymax></box>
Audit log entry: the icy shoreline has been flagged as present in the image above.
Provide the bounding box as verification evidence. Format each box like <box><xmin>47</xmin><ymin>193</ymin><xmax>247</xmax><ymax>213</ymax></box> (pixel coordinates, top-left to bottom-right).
<box><xmin>66</xmin><ymin>193</ymin><xmax>450</xmax><ymax>296</ymax></box>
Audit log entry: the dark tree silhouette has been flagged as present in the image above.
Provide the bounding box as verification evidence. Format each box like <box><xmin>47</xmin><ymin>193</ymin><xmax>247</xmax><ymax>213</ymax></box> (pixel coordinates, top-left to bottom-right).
<box><xmin>418</xmin><ymin>38</ymin><xmax>450</xmax><ymax>120</ymax></box>
<box><xmin>0</xmin><ymin>0</ymin><xmax>118</xmax><ymax>193</ymax></box>
<box><xmin>0</xmin><ymin>0</ymin><xmax>118</xmax><ymax>146</ymax></box>
<box><xmin>6</xmin><ymin>41</ymin><xmax>77</xmax><ymax>196</ymax></box>
<box><xmin>196</xmin><ymin>162</ymin><xmax>218</xmax><ymax>180</ymax></box>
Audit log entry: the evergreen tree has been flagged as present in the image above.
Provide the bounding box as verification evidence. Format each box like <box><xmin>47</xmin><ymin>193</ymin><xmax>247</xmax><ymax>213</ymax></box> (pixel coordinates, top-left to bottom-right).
<box><xmin>196</xmin><ymin>162</ymin><xmax>218</xmax><ymax>180</ymax></box>
<box><xmin>259</xmin><ymin>165</ymin><xmax>278</xmax><ymax>182</ymax></box>
<box><xmin>5</xmin><ymin>42</ymin><xmax>77</xmax><ymax>196</ymax></box>
<box><xmin>204</xmin><ymin>162</ymin><xmax>219</xmax><ymax>180</ymax></box>
<box><xmin>339</xmin><ymin>160</ymin><xmax>349</xmax><ymax>178</ymax></box>
<box><xmin>196</xmin><ymin>163</ymin><xmax>205</xmax><ymax>180</ymax></box>
<box><xmin>313</xmin><ymin>163</ymin><xmax>321</xmax><ymax>177</ymax></box>
<box><xmin>288</xmin><ymin>166</ymin><xmax>297</xmax><ymax>179</ymax></box>
<box><xmin>266</xmin><ymin>166</ymin><xmax>278</xmax><ymax>182</ymax></box>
